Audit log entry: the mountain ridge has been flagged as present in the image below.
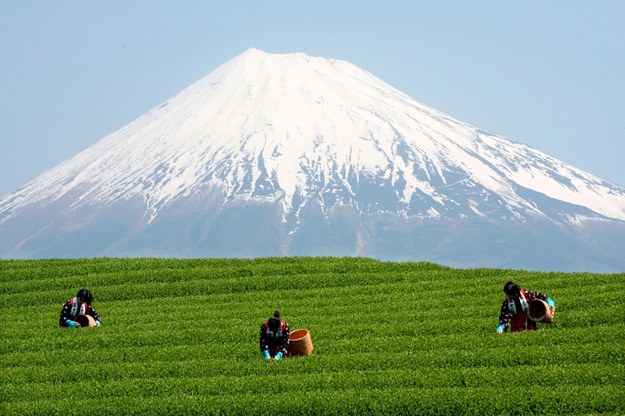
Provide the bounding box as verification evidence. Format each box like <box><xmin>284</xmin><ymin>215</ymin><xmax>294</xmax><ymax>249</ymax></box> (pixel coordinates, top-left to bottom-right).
<box><xmin>1</xmin><ymin>49</ymin><xmax>624</xmax><ymax>270</ymax></box>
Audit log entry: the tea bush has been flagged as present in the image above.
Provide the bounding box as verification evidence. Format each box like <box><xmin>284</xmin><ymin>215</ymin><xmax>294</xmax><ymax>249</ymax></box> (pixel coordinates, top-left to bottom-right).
<box><xmin>1</xmin><ymin>258</ymin><xmax>623</xmax><ymax>415</ymax></box>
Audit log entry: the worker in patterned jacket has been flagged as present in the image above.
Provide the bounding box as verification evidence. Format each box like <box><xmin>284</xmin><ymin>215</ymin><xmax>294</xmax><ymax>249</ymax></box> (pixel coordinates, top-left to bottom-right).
<box><xmin>497</xmin><ymin>281</ymin><xmax>555</xmax><ymax>334</ymax></box>
<box><xmin>59</xmin><ymin>288</ymin><xmax>101</xmax><ymax>328</ymax></box>
<box><xmin>259</xmin><ymin>310</ymin><xmax>290</xmax><ymax>360</ymax></box>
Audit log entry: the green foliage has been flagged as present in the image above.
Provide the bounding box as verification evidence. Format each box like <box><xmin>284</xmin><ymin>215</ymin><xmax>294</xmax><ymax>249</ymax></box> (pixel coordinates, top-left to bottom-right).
<box><xmin>1</xmin><ymin>257</ymin><xmax>623</xmax><ymax>415</ymax></box>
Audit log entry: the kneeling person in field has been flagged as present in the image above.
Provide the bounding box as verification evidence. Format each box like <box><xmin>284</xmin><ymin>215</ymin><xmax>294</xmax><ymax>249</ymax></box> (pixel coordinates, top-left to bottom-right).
<box><xmin>260</xmin><ymin>310</ymin><xmax>290</xmax><ymax>360</ymax></box>
<box><xmin>59</xmin><ymin>288</ymin><xmax>101</xmax><ymax>328</ymax></box>
<box><xmin>497</xmin><ymin>281</ymin><xmax>554</xmax><ymax>334</ymax></box>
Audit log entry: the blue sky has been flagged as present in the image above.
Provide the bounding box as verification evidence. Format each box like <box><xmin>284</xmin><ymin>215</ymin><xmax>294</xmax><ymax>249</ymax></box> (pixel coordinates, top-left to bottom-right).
<box><xmin>1</xmin><ymin>1</ymin><xmax>624</xmax><ymax>195</ymax></box>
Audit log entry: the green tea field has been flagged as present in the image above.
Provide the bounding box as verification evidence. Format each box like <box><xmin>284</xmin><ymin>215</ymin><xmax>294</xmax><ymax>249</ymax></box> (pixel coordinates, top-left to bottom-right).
<box><xmin>1</xmin><ymin>257</ymin><xmax>623</xmax><ymax>415</ymax></box>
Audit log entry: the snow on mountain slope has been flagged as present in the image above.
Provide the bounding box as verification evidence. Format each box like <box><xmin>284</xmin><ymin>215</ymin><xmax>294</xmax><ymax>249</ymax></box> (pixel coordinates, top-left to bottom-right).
<box><xmin>1</xmin><ymin>48</ymin><xmax>625</xmax><ymax>229</ymax></box>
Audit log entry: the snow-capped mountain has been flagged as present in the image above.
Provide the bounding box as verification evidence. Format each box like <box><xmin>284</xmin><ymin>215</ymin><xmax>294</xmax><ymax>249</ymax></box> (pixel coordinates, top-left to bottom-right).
<box><xmin>1</xmin><ymin>48</ymin><xmax>624</xmax><ymax>271</ymax></box>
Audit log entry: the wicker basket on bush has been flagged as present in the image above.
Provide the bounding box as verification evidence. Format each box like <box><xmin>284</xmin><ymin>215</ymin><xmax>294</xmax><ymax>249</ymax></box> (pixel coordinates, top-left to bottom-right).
<box><xmin>76</xmin><ymin>314</ymin><xmax>96</xmax><ymax>327</ymax></box>
<box><xmin>288</xmin><ymin>329</ymin><xmax>313</xmax><ymax>356</ymax></box>
<box><xmin>528</xmin><ymin>299</ymin><xmax>555</xmax><ymax>323</ymax></box>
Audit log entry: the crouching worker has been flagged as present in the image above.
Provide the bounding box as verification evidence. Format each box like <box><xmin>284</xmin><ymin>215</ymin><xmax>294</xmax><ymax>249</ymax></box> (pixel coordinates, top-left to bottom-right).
<box><xmin>497</xmin><ymin>281</ymin><xmax>555</xmax><ymax>334</ymax></box>
<box><xmin>59</xmin><ymin>288</ymin><xmax>101</xmax><ymax>328</ymax></box>
<box><xmin>260</xmin><ymin>310</ymin><xmax>290</xmax><ymax>360</ymax></box>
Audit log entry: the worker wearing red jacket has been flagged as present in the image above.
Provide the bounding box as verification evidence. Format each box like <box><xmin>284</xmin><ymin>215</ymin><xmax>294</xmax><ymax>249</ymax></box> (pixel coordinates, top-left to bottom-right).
<box><xmin>59</xmin><ymin>288</ymin><xmax>101</xmax><ymax>328</ymax></box>
<box><xmin>497</xmin><ymin>281</ymin><xmax>555</xmax><ymax>334</ymax></box>
<box><xmin>259</xmin><ymin>310</ymin><xmax>290</xmax><ymax>360</ymax></box>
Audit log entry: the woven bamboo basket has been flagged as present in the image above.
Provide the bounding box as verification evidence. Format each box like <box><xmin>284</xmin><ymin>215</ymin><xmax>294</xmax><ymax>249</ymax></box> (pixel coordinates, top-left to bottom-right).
<box><xmin>288</xmin><ymin>329</ymin><xmax>313</xmax><ymax>356</ymax></box>
<box><xmin>528</xmin><ymin>299</ymin><xmax>555</xmax><ymax>323</ymax></box>
<box><xmin>76</xmin><ymin>314</ymin><xmax>96</xmax><ymax>328</ymax></box>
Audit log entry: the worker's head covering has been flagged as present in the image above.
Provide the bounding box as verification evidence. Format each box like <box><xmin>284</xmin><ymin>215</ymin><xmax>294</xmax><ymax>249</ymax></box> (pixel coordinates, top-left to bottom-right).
<box><xmin>268</xmin><ymin>310</ymin><xmax>282</xmax><ymax>330</ymax></box>
<box><xmin>76</xmin><ymin>288</ymin><xmax>93</xmax><ymax>305</ymax></box>
<box><xmin>503</xmin><ymin>281</ymin><xmax>520</xmax><ymax>296</ymax></box>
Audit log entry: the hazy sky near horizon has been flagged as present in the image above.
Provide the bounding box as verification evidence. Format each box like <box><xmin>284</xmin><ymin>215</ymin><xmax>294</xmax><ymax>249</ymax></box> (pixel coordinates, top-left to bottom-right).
<box><xmin>1</xmin><ymin>1</ymin><xmax>624</xmax><ymax>196</ymax></box>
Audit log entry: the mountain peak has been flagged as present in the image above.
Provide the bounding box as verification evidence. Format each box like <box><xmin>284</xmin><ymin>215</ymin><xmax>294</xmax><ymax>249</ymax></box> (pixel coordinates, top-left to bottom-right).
<box><xmin>2</xmin><ymin>49</ymin><xmax>624</xmax><ymax>226</ymax></box>
<box><xmin>1</xmin><ymin>49</ymin><xmax>625</xmax><ymax>269</ymax></box>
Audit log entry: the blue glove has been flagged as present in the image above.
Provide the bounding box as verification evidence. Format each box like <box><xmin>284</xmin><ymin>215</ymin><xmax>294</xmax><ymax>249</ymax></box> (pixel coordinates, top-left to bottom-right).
<box><xmin>66</xmin><ymin>320</ymin><xmax>78</xmax><ymax>328</ymax></box>
<box><xmin>274</xmin><ymin>352</ymin><xmax>283</xmax><ymax>360</ymax></box>
<box><xmin>496</xmin><ymin>324</ymin><xmax>506</xmax><ymax>334</ymax></box>
<box><xmin>546</xmin><ymin>297</ymin><xmax>555</xmax><ymax>308</ymax></box>
<box><xmin>95</xmin><ymin>320</ymin><xmax>101</xmax><ymax>327</ymax></box>
<box><xmin>262</xmin><ymin>350</ymin><xmax>270</xmax><ymax>360</ymax></box>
